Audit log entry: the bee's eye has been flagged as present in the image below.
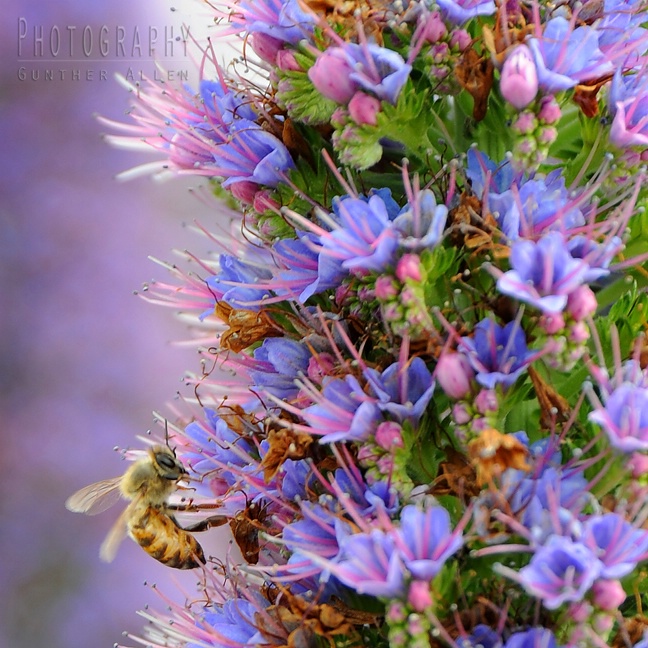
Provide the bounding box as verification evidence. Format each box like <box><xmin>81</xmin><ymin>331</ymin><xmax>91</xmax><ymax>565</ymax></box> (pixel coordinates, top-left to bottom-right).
<box><xmin>156</xmin><ymin>453</ymin><xmax>178</xmax><ymax>471</ymax></box>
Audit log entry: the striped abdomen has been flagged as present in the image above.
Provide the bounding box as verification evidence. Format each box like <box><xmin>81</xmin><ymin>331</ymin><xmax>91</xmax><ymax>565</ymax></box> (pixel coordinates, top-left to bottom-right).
<box><xmin>128</xmin><ymin>505</ymin><xmax>205</xmax><ymax>569</ymax></box>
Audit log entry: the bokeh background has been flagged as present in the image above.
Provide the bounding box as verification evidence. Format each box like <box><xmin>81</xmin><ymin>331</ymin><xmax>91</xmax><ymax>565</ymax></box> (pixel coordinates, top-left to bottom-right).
<box><xmin>1</xmin><ymin>1</ymin><xmax>230</xmax><ymax>646</ymax></box>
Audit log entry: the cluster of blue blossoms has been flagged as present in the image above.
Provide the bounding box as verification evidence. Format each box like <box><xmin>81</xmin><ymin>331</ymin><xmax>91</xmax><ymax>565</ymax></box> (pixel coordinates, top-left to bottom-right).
<box><xmin>99</xmin><ymin>0</ymin><xmax>648</xmax><ymax>647</ymax></box>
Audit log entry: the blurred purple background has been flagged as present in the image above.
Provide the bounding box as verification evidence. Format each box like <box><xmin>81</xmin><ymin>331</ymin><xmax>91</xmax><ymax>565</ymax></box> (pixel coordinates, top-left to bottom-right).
<box><xmin>1</xmin><ymin>2</ymin><xmax>225</xmax><ymax>646</ymax></box>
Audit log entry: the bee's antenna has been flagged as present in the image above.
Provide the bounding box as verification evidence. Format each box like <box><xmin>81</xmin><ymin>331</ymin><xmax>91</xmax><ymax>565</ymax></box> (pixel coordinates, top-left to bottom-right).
<box><xmin>164</xmin><ymin>418</ymin><xmax>171</xmax><ymax>449</ymax></box>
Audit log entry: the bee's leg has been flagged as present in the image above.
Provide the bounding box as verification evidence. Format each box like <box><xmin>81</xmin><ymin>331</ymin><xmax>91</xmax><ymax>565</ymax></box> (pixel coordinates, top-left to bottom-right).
<box><xmin>181</xmin><ymin>515</ymin><xmax>229</xmax><ymax>533</ymax></box>
<box><xmin>167</xmin><ymin>501</ymin><xmax>224</xmax><ymax>512</ymax></box>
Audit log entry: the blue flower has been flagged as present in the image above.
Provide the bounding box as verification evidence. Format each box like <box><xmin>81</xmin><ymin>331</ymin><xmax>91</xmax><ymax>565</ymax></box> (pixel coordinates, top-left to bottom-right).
<box><xmin>462</xmin><ymin>625</ymin><xmax>502</xmax><ymax>648</ymax></box>
<box><xmin>460</xmin><ymin>319</ymin><xmax>534</xmax><ymax>389</ymax></box>
<box><xmin>272</xmin><ymin>233</ymin><xmax>322</xmax><ymax>301</ymax></box>
<box><xmin>229</xmin><ymin>0</ymin><xmax>316</xmax><ymax>45</ymax></box>
<box><xmin>609</xmin><ymin>67</ymin><xmax>648</xmax><ymax>148</ymax></box>
<box><xmin>279</xmin><ymin>459</ymin><xmax>315</xmax><ymax>501</ymax></box>
<box><xmin>598</xmin><ymin>0</ymin><xmax>648</xmax><ymax>58</ymax></box>
<box><xmin>527</xmin><ymin>17</ymin><xmax>613</xmax><ymax>93</ymax></box>
<box><xmin>498</xmin><ymin>173</ymin><xmax>586</xmax><ymax>241</ymax></box>
<box><xmin>395</xmin><ymin>506</ymin><xmax>463</xmax><ymax>580</ymax></box>
<box><xmin>301</xmin><ymin>375</ymin><xmax>382</xmax><ymax>443</ymax></box>
<box><xmin>589</xmin><ymin>383</ymin><xmax>648</xmax><ymax>452</ymax></box>
<box><xmin>517</xmin><ymin>535</ymin><xmax>602</xmax><ymax>609</ymax></box>
<box><xmin>365</xmin><ymin>357</ymin><xmax>435</xmax><ymax>425</ymax></box>
<box><xmin>183</xmin><ymin>409</ymin><xmax>254</xmax><ymax>481</ymax></box>
<box><xmin>436</xmin><ymin>0</ymin><xmax>496</xmax><ymax>26</ymax></box>
<box><xmin>334</xmin><ymin>530</ymin><xmax>406</xmax><ymax>597</ymax></box>
<box><xmin>319</xmin><ymin>194</ymin><xmax>400</xmax><ymax>275</ymax></box>
<box><xmin>504</xmin><ymin>628</ymin><xmax>561</xmax><ymax>648</ymax></box>
<box><xmin>496</xmin><ymin>232</ymin><xmax>590</xmax><ymax>314</ymax></box>
<box><xmin>198</xmin><ymin>596</ymin><xmax>267</xmax><ymax>645</ymax></box>
<box><xmin>207</xmin><ymin>254</ymin><xmax>273</xmax><ymax>310</ymax></box>
<box><xmin>393</xmin><ymin>189</ymin><xmax>449</xmax><ymax>250</ymax></box>
<box><xmin>310</xmin><ymin>43</ymin><xmax>411</xmax><ymax>106</ymax></box>
<box><xmin>250</xmin><ymin>338</ymin><xmax>311</xmax><ymax>400</ymax></box>
<box><xmin>567</xmin><ymin>234</ymin><xmax>620</xmax><ymax>283</ymax></box>
<box><xmin>582</xmin><ymin>513</ymin><xmax>648</xmax><ymax>579</ymax></box>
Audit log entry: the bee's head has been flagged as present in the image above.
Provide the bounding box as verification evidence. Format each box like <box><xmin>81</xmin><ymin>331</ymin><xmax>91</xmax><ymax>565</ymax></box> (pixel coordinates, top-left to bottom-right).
<box><xmin>151</xmin><ymin>446</ymin><xmax>188</xmax><ymax>481</ymax></box>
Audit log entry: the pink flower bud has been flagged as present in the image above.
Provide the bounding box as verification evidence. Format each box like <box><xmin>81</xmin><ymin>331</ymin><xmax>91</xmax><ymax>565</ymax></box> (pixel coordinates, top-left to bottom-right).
<box><xmin>375</xmin><ymin>421</ymin><xmax>404</xmax><ymax>450</ymax></box>
<box><xmin>396</xmin><ymin>254</ymin><xmax>422</xmax><ymax>282</ymax></box>
<box><xmin>348</xmin><ymin>92</ymin><xmax>381</xmax><ymax>126</ymax></box>
<box><xmin>308</xmin><ymin>50</ymin><xmax>357</xmax><ymax>103</ymax></box>
<box><xmin>450</xmin><ymin>29</ymin><xmax>471</xmax><ymax>52</ymax></box>
<box><xmin>230</xmin><ymin>180</ymin><xmax>260</xmax><ymax>204</ymax></box>
<box><xmin>249</xmin><ymin>33</ymin><xmax>283</xmax><ymax>65</ymax></box>
<box><xmin>452</xmin><ymin>402</ymin><xmax>471</xmax><ymax>425</ymax></box>
<box><xmin>567</xmin><ymin>285</ymin><xmax>597</xmax><ymax>321</ymax></box>
<box><xmin>512</xmin><ymin>111</ymin><xmax>536</xmax><ymax>134</ymax></box>
<box><xmin>500</xmin><ymin>45</ymin><xmax>538</xmax><ymax>110</ymax></box>
<box><xmin>408</xmin><ymin>581</ymin><xmax>433</xmax><ymax>612</ymax></box>
<box><xmin>569</xmin><ymin>321</ymin><xmax>590</xmax><ymax>344</ymax></box>
<box><xmin>539</xmin><ymin>312</ymin><xmax>565</xmax><ymax>335</ymax></box>
<box><xmin>276</xmin><ymin>49</ymin><xmax>302</xmax><ymax>72</ymax></box>
<box><xmin>307</xmin><ymin>353</ymin><xmax>336</xmax><ymax>384</ymax></box>
<box><xmin>475</xmin><ymin>389</ymin><xmax>498</xmax><ymax>414</ymax></box>
<box><xmin>376</xmin><ymin>455</ymin><xmax>396</xmax><ymax>475</ymax></box>
<box><xmin>422</xmin><ymin>11</ymin><xmax>447</xmax><ymax>43</ymax></box>
<box><xmin>357</xmin><ymin>445</ymin><xmax>380</xmax><ymax>468</ymax></box>
<box><xmin>375</xmin><ymin>276</ymin><xmax>399</xmax><ymax>299</ymax></box>
<box><xmin>436</xmin><ymin>351</ymin><xmax>474</xmax><ymax>399</ymax></box>
<box><xmin>568</xmin><ymin>601</ymin><xmax>592</xmax><ymax>623</ymax></box>
<box><xmin>628</xmin><ymin>452</ymin><xmax>648</xmax><ymax>477</ymax></box>
<box><xmin>538</xmin><ymin>95</ymin><xmax>561</xmax><ymax>124</ymax></box>
<box><xmin>253</xmin><ymin>190</ymin><xmax>278</xmax><ymax>213</ymax></box>
<box><xmin>592</xmin><ymin>580</ymin><xmax>626</xmax><ymax>611</ymax></box>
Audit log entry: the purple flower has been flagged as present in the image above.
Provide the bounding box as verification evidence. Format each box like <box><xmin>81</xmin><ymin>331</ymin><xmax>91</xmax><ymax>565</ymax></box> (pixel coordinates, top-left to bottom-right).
<box><xmin>460</xmin><ymin>319</ymin><xmax>534</xmax><ymax>389</ymax></box>
<box><xmin>102</xmin><ymin>75</ymin><xmax>295</xmax><ymax>194</ymax></box>
<box><xmin>334</xmin><ymin>530</ymin><xmax>406</xmax><ymax>597</ymax></box>
<box><xmin>609</xmin><ymin>67</ymin><xmax>648</xmax><ymax>148</ymax></box>
<box><xmin>581</xmin><ymin>513</ymin><xmax>648</xmax><ymax>579</ymax></box>
<box><xmin>496</xmin><ymin>232</ymin><xmax>590</xmax><ymax>314</ymax></box>
<box><xmin>279</xmin><ymin>459</ymin><xmax>315</xmax><ymax>501</ymax></box>
<box><xmin>436</xmin><ymin>0</ymin><xmax>496</xmax><ymax>26</ymax></box>
<box><xmin>301</xmin><ymin>375</ymin><xmax>382</xmax><ymax>443</ymax></box>
<box><xmin>463</xmin><ymin>625</ymin><xmax>502</xmax><ymax>648</ymax></box>
<box><xmin>526</xmin><ymin>17</ymin><xmax>613</xmax><ymax>93</ymax></box>
<box><xmin>393</xmin><ymin>189</ymin><xmax>449</xmax><ymax>249</ymax></box>
<box><xmin>365</xmin><ymin>357</ymin><xmax>435</xmax><ymax>425</ymax></box>
<box><xmin>567</xmin><ymin>234</ymin><xmax>620</xmax><ymax>283</ymax></box>
<box><xmin>199</xmin><ymin>597</ymin><xmax>265</xmax><ymax>645</ymax></box>
<box><xmin>229</xmin><ymin>0</ymin><xmax>316</xmax><ymax>45</ymax></box>
<box><xmin>309</xmin><ymin>43</ymin><xmax>411</xmax><ymax>105</ymax></box>
<box><xmin>589</xmin><ymin>383</ymin><xmax>648</xmax><ymax>452</ymax></box>
<box><xmin>282</xmin><ymin>502</ymin><xmax>347</xmax><ymax>567</ymax></box>
<box><xmin>207</xmin><ymin>254</ymin><xmax>273</xmax><ymax>310</ymax></box>
<box><xmin>517</xmin><ymin>535</ymin><xmax>602</xmax><ymax>609</ymax></box>
<box><xmin>214</xmin><ymin>118</ymin><xmax>296</xmax><ymax>190</ymax></box>
<box><xmin>498</xmin><ymin>173</ymin><xmax>586</xmax><ymax>241</ymax></box>
<box><xmin>183</xmin><ymin>409</ymin><xmax>254</xmax><ymax>482</ymax></box>
<box><xmin>249</xmin><ymin>338</ymin><xmax>311</xmax><ymax>400</ymax></box>
<box><xmin>504</xmin><ymin>628</ymin><xmax>561</xmax><ymax>648</ymax></box>
<box><xmin>318</xmin><ymin>194</ymin><xmax>400</xmax><ymax>275</ymax></box>
<box><xmin>499</xmin><ymin>45</ymin><xmax>538</xmax><ymax>110</ymax></box>
<box><xmin>394</xmin><ymin>506</ymin><xmax>463</xmax><ymax>580</ymax></box>
<box><xmin>598</xmin><ymin>0</ymin><xmax>648</xmax><ymax>58</ymax></box>
<box><xmin>272</xmin><ymin>233</ymin><xmax>322</xmax><ymax>301</ymax></box>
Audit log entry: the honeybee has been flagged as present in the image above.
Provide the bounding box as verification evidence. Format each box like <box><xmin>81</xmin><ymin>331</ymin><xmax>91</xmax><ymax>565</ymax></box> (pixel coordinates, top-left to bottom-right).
<box><xmin>65</xmin><ymin>445</ymin><xmax>206</xmax><ymax>570</ymax></box>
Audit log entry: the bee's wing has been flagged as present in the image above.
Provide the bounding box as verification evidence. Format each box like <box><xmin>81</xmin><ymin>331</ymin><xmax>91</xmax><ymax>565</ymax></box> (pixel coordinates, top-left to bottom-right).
<box><xmin>65</xmin><ymin>476</ymin><xmax>123</xmax><ymax>515</ymax></box>
<box><xmin>99</xmin><ymin>505</ymin><xmax>131</xmax><ymax>563</ymax></box>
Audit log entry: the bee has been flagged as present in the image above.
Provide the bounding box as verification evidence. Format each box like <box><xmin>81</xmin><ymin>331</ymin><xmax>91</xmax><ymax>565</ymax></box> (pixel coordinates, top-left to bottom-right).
<box><xmin>65</xmin><ymin>445</ymin><xmax>206</xmax><ymax>570</ymax></box>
